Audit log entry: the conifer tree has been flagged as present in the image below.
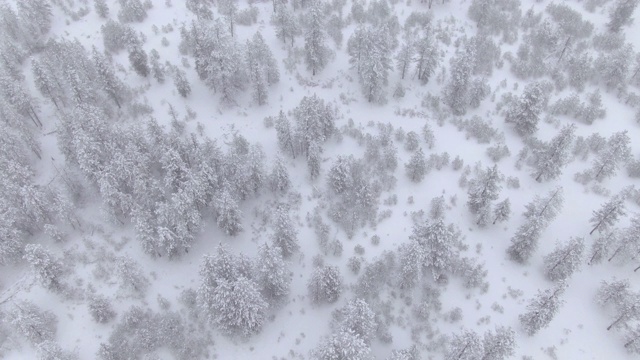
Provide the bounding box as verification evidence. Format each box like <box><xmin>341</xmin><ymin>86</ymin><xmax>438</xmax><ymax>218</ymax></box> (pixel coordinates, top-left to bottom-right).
<box><xmin>256</xmin><ymin>243</ymin><xmax>290</xmax><ymax>305</ymax></box>
<box><xmin>532</xmin><ymin>124</ymin><xmax>576</xmax><ymax>182</ymax></box>
<box><xmin>590</xmin><ymin>186</ymin><xmax>632</xmax><ymax>235</ymax></box>
<box><xmin>543</xmin><ymin>237</ymin><xmax>585</xmax><ymax>282</ymax></box>
<box><xmin>467</xmin><ymin>164</ymin><xmax>502</xmax><ymax>227</ymax></box>
<box><xmin>482</xmin><ymin>326</ymin><xmax>516</xmax><ymax>360</ymax></box>
<box><xmin>405</xmin><ymin>148</ymin><xmax>427</xmax><ymax>182</ymax></box>
<box><xmin>505</xmin><ymin>82</ymin><xmax>546</xmax><ymax>137</ymax></box>
<box><xmin>304</xmin><ymin>0</ymin><xmax>331</xmax><ymax>75</ymax></box>
<box><xmin>271</xmin><ymin>204</ymin><xmax>299</xmax><ymax>258</ymax></box>
<box><xmin>519</xmin><ymin>281</ymin><xmax>567</xmax><ymax>336</ymax></box>
<box><xmin>445</xmin><ymin>330</ymin><xmax>484</xmax><ymax>360</ymax></box>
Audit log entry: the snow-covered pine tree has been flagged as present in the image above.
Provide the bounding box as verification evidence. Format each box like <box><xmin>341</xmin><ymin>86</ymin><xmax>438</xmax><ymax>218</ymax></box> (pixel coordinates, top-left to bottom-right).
<box><xmin>312</xmin><ymin>328</ymin><xmax>373</xmax><ymax>360</ymax></box>
<box><xmin>271</xmin><ymin>204</ymin><xmax>299</xmax><ymax>258</ymax></box>
<box><xmin>304</xmin><ymin>0</ymin><xmax>331</xmax><ymax>75</ymax></box>
<box><xmin>590</xmin><ymin>186</ymin><xmax>633</xmax><ymax>235</ymax></box>
<box><xmin>596</xmin><ymin>278</ymin><xmax>631</xmax><ymax>308</ymax></box>
<box><xmin>519</xmin><ymin>281</ymin><xmax>567</xmax><ymax>336</ymax></box>
<box><xmin>117</xmin><ymin>0</ymin><xmax>148</xmax><ymax>23</ymax></box>
<box><xmin>482</xmin><ymin>326</ymin><xmax>516</xmax><ymax>360</ymax></box>
<box><xmin>116</xmin><ymin>256</ymin><xmax>149</xmax><ymax>297</ymax></box>
<box><xmin>543</xmin><ymin>237</ymin><xmax>585</xmax><ymax>282</ymax></box>
<box><xmin>37</xmin><ymin>340</ymin><xmax>78</xmax><ymax>360</ymax></box>
<box><xmin>625</xmin><ymin>325</ymin><xmax>640</xmax><ymax>354</ymax></box>
<box><xmin>405</xmin><ymin>147</ymin><xmax>427</xmax><ymax>182</ymax></box>
<box><xmin>348</xmin><ymin>25</ymin><xmax>391</xmax><ymax>103</ymax></box>
<box><xmin>128</xmin><ymin>45</ymin><xmax>150</xmax><ymax>77</ymax></box>
<box><xmin>246</xmin><ymin>32</ymin><xmax>280</xmax><ymax>105</ymax></box>
<box><xmin>412</xmin><ymin>219</ymin><xmax>459</xmax><ymax>281</ymax></box>
<box><xmin>507</xmin><ymin>188</ymin><xmax>564</xmax><ymax>263</ymax></box>
<box><xmin>333</xmin><ymin>299</ymin><xmax>377</xmax><ymax>342</ymax></box>
<box><xmin>275</xmin><ymin>110</ymin><xmax>297</xmax><ymax>158</ymax></box>
<box><xmin>88</xmin><ymin>294</ymin><xmax>116</xmax><ymax>324</ymax></box>
<box><xmin>606</xmin><ymin>291</ymin><xmax>640</xmax><ymax>331</ymax></box>
<box><xmin>413</xmin><ymin>29</ymin><xmax>440</xmax><ymax>85</ymax></box>
<box><xmin>588</xmin><ymin>230</ymin><xmax>618</xmax><ymax>265</ymax></box>
<box><xmin>493</xmin><ymin>198</ymin><xmax>511</xmax><ymax>225</ymax></box>
<box><xmin>467</xmin><ymin>164</ymin><xmax>502</xmax><ymax>227</ymax></box>
<box><xmin>174</xmin><ymin>68</ymin><xmax>191</xmax><ymax>98</ymax></box>
<box><xmin>532</xmin><ymin>124</ymin><xmax>576</xmax><ymax>182</ymax></box>
<box><xmin>271</xmin><ymin>4</ymin><xmax>298</xmax><ymax>46</ymax></box>
<box><xmin>24</xmin><ymin>244</ymin><xmax>64</xmax><ymax>291</ymax></box>
<box><xmin>505</xmin><ymin>82</ymin><xmax>546</xmax><ymax>137</ymax></box>
<box><xmin>94</xmin><ymin>0</ymin><xmax>109</xmax><ymax>18</ymax></box>
<box><xmin>92</xmin><ymin>48</ymin><xmax>129</xmax><ymax>109</ymax></box>
<box><xmin>256</xmin><ymin>243</ymin><xmax>290</xmax><ymax>305</ymax></box>
<box><xmin>293</xmin><ymin>94</ymin><xmax>336</xmax><ymax>156</ymax></box>
<box><xmin>307</xmin><ymin>141</ymin><xmax>322</xmax><ymax>180</ymax></box>
<box><xmin>396</xmin><ymin>36</ymin><xmax>414</xmax><ymax>80</ymax></box>
<box><xmin>387</xmin><ymin>346</ymin><xmax>419</xmax><ymax>360</ymax></box>
<box><xmin>444</xmin><ymin>45</ymin><xmax>475</xmax><ymax>115</ymax></box>
<box><xmin>308</xmin><ymin>265</ymin><xmax>343</xmax><ymax>304</ymax></box>
<box><xmin>211</xmin><ymin>276</ymin><xmax>267</xmax><ymax>336</ymax></box>
<box><xmin>8</xmin><ymin>300</ymin><xmax>57</xmax><ymax>345</ymax></box>
<box><xmin>213</xmin><ymin>185</ymin><xmax>243</xmax><ymax>236</ymax></box>
<box><xmin>607</xmin><ymin>0</ymin><xmax>640</xmax><ymax>32</ymax></box>
<box><xmin>608</xmin><ymin>214</ymin><xmax>640</xmax><ymax>264</ymax></box>
<box><xmin>590</xmin><ymin>131</ymin><xmax>632</xmax><ymax>182</ymax></box>
<box><xmin>269</xmin><ymin>156</ymin><xmax>291</xmax><ymax>193</ymax></box>
<box><xmin>445</xmin><ymin>330</ymin><xmax>484</xmax><ymax>360</ymax></box>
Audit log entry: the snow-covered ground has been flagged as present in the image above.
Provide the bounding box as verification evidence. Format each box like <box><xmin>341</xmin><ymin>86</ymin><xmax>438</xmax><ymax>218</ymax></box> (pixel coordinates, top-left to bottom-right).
<box><xmin>1</xmin><ymin>0</ymin><xmax>640</xmax><ymax>359</ymax></box>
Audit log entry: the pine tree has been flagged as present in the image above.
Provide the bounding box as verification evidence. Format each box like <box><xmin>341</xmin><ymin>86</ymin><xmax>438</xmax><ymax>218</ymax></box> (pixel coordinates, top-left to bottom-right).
<box><xmin>116</xmin><ymin>256</ymin><xmax>149</xmax><ymax>296</ymax></box>
<box><xmin>94</xmin><ymin>0</ymin><xmax>109</xmax><ymax>18</ymax></box>
<box><xmin>590</xmin><ymin>186</ymin><xmax>632</xmax><ymax>235</ymax></box>
<box><xmin>128</xmin><ymin>46</ymin><xmax>150</xmax><ymax>77</ymax></box>
<box><xmin>308</xmin><ymin>265</ymin><xmax>343</xmax><ymax>304</ymax></box>
<box><xmin>24</xmin><ymin>244</ymin><xmax>64</xmax><ymax>291</ymax></box>
<box><xmin>307</xmin><ymin>141</ymin><xmax>321</xmax><ymax>180</ymax></box>
<box><xmin>493</xmin><ymin>198</ymin><xmax>511</xmax><ymax>225</ymax></box>
<box><xmin>88</xmin><ymin>295</ymin><xmax>116</xmax><ymax>324</ymax></box>
<box><xmin>92</xmin><ymin>48</ymin><xmax>129</xmax><ymax>108</ymax></box>
<box><xmin>396</xmin><ymin>37</ymin><xmax>414</xmax><ymax>80</ymax></box>
<box><xmin>8</xmin><ymin>301</ymin><xmax>57</xmax><ymax>344</ymax></box>
<box><xmin>413</xmin><ymin>30</ymin><xmax>440</xmax><ymax>85</ymax></box>
<box><xmin>606</xmin><ymin>292</ymin><xmax>640</xmax><ymax>331</ymax></box>
<box><xmin>508</xmin><ymin>188</ymin><xmax>564</xmax><ymax>263</ymax></box>
<box><xmin>211</xmin><ymin>276</ymin><xmax>268</xmax><ymax>336</ymax></box>
<box><xmin>271</xmin><ymin>4</ymin><xmax>298</xmax><ymax>46</ymax></box>
<box><xmin>482</xmin><ymin>326</ymin><xmax>516</xmax><ymax>360</ymax></box>
<box><xmin>532</xmin><ymin>124</ymin><xmax>576</xmax><ymax>182</ymax></box>
<box><xmin>405</xmin><ymin>147</ymin><xmax>427</xmax><ymax>182</ymax></box>
<box><xmin>505</xmin><ymin>82</ymin><xmax>546</xmax><ymax>137</ymax></box>
<box><xmin>37</xmin><ymin>340</ymin><xmax>78</xmax><ymax>360</ymax></box>
<box><xmin>246</xmin><ymin>32</ymin><xmax>279</xmax><ymax>105</ymax></box>
<box><xmin>174</xmin><ymin>68</ymin><xmax>191</xmax><ymax>98</ymax></box>
<box><xmin>596</xmin><ymin>278</ymin><xmax>631</xmax><ymax>308</ymax></box>
<box><xmin>467</xmin><ymin>164</ymin><xmax>502</xmax><ymax>227</ymax></box>
<box><xmin>304</xmin><ymin>0</ymin><xmax>331</xmax><ymax>75</ymax></box>
<box><xmin>348</xmin><ymin>25</ymin><xmax>391</xmax><ymax>103</ymax></box>
<box><xmin>293</xmin><ymin>94</ymin><xmax>336</xmax><ymax>155</ymax></box>
<box><xmin>412</xmin><ymin>219</ymin><xmax>459</xmax><ymax>280</ymax></box>
<box><xmin>607</xmin><ymin>0</ymin><xmax>640</xmax><ymax>32</ymax></box>
<box><xmin>519</xmin><ymin>281</ymin><xmax>567</xmax><ymax>336</ymax></box>
<box><xmin>445</xmin><ymin>330</ymin><xmax>484</xmax><ymax>360</ymax></box>
<box><xmin>608</xmin><ymin>214</ymin><xmax>640</xmax><ymax>264</ymax></box>
<box><xmin>214</xmin><ymin>186</ymin><xmax>243</xmax><ymax>236</ymax></box>
<box><xmin>256</xmin><ymin>243</ymin><xmax>290</xmax><ymax>305</ymax></box>
<box><xmin>275</xmin><ymin>111</ymin><xmax>297</xmax><ymax>158</ymax></box>
<box><xmin>444</xmin><ymin>46</ymin><xmax>475</xmax><ymax>115</ymax></box>
<box><xmin>590</xmin><ymin>131</ymin><xmax>632</xmax><ymax>182</ymax></box>
<box><xmin>271</xmin><ymin>204</ymin><xmax>299</xmax><ymax>258</ymax></box>
<box><xmin>269</xmin><ymin>156</ymin><xmax>291</xmax><ymax>193</ymax></box>
<box><xmin>334</xmin><ymin>299</ymin><xmax>377</xmax><ymax>342</ymax></box>
<box><xmin>117</xmin><ymin>0</ymin><xmax>148</xmax><ymax>23</ymax></box>
<box><xmin>387</xmin><ymin>346</ymin><xmax>419</xmax><ymax>360</ymax></box>
<box><xmin>588</xmin><ymin>230</ymin><xmax>618</xmax><ymax>265</ymax></box>
<box><xmin>625</xmin><ymin>325</ymin><xmax>640</xmax><ymax>354</ymax></box>
<box><xmin>543</xmin><ymin>237</ymin><xmax>585</xmax><ymax>282</ymax></box>
<box><xmin>312</xmin><ymin>328</ymin><xmax>373</xmax><ymax>360</ymax></box>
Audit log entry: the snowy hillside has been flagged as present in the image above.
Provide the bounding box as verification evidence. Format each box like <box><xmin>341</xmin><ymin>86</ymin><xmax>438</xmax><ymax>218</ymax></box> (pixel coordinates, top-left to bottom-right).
<box><xmin>1</xmin><ymin>0</ymin><xmax>640</xmax><ymax>359</ymax></box>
